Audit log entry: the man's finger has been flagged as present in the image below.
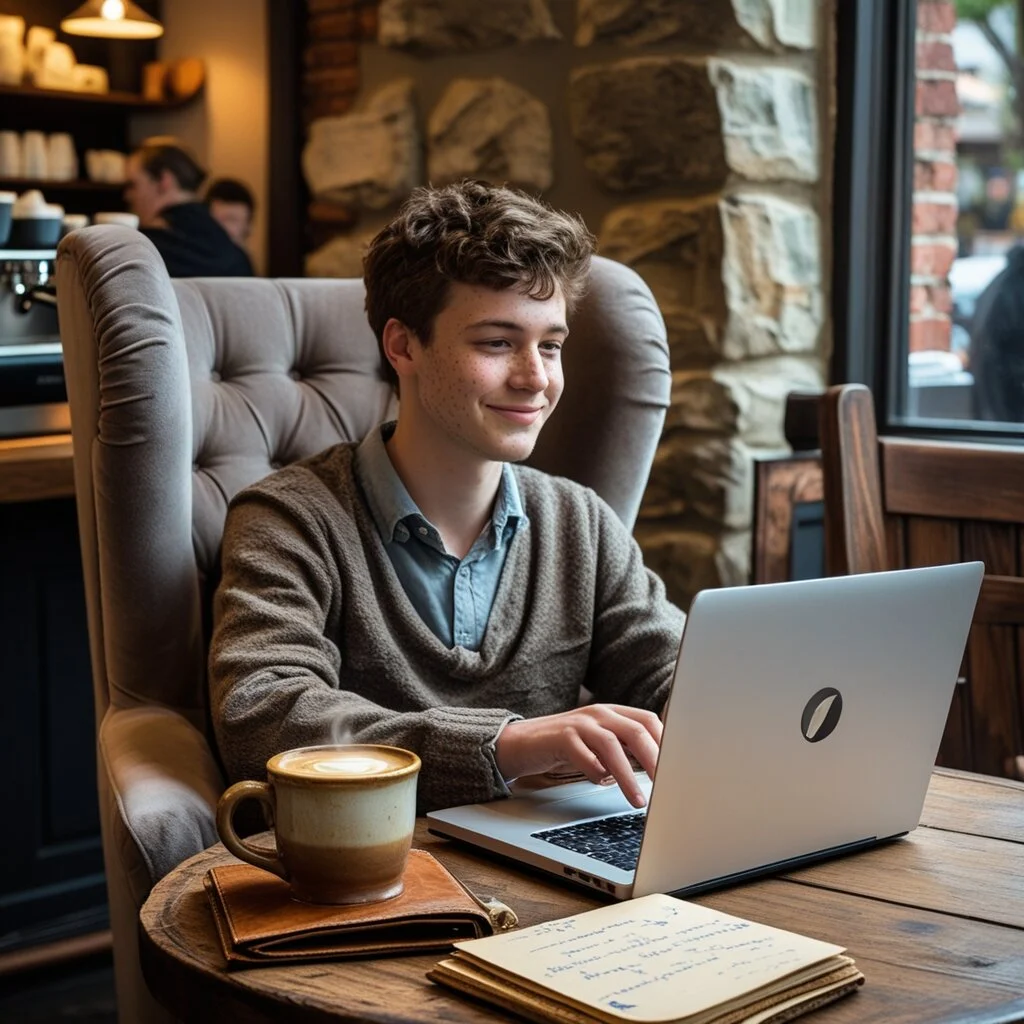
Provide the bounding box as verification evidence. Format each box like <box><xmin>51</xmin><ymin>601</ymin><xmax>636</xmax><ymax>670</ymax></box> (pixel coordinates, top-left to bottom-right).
<box><xmin>584</xmin><ymin>727</ymin><xmax>647</xmax><ymax>808</ymax></box>
<box><xmin>602</xmin><ymin>704</ymin><xmax>664</xmax><ymax>746</ymax></box>
<box><xmin>588</xmin><ymin>708</ymin><xmax>660</xmax><ymax>781</ymax></box>
<box><xmin>621</xmin><ymin>722</ymin><xmax>660</xmax><ymax>781</ymax></box>
<box><xmin>563</xmin><ymin>732</ymin><xmax>610</xmax><ymax>787</ymax></box>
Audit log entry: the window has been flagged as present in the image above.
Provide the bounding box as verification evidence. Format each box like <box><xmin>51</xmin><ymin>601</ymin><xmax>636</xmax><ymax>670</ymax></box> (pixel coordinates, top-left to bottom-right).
<box><xmin>834</xmin><ymin>0</ymin><xmax>1024</xmax><ymax>436</ymax></box>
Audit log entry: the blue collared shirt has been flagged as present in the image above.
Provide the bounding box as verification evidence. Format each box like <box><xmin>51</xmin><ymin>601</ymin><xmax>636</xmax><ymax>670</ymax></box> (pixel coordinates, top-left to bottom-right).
<box><xmin>353</xmin><ymin>422</ymin><xmax>527</xmax><ymax>651</ymax></box>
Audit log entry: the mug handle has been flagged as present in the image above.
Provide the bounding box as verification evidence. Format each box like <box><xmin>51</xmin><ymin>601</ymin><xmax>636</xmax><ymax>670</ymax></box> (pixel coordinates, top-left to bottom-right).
<box><xmin>216</xmin><ymin>780</ymin><xmax>289</xmax><ymax>882</ymax></box>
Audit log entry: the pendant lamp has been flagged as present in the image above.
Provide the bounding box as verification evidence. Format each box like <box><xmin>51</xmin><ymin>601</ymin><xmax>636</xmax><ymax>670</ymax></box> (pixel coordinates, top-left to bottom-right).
<box><xmin>61</xmin><ymin>0</ymin><xmax>164</xmax><ymax>40</ymax></box>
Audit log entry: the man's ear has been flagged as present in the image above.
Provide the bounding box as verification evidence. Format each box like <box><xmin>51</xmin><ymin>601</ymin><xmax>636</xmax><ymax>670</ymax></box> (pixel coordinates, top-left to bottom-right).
<box><xmin>156</xmin><ymin>169</ymin><xmax>179</xmax><ymax>195</ymax></box>
<box><xmin>381</xmin><ymin>319</ymin><xmax>419</xmax><ymax>383</ymax></box>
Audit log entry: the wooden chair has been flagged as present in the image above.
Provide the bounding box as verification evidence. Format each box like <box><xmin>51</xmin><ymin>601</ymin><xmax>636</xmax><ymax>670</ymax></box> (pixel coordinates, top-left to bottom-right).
<box><xmin>817</xmin><ymin>383</ymin><xmax>1024</xmax><ymax>781</ymax></box>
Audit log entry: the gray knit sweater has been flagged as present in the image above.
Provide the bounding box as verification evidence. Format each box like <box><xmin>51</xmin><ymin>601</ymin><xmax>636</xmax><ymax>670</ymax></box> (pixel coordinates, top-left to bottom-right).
<box><xmin>209</xmin><ymin>443</ymin><xmax>685</xmax><ymax>812</ymax></box>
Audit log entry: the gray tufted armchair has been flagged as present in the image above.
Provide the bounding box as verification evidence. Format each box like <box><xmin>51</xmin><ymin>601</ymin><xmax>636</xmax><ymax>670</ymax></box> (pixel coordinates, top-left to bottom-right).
<box><xmin>55</xmin><ymin>225</ymin><xmax>671</xmax><ymax>1022</ymax></box>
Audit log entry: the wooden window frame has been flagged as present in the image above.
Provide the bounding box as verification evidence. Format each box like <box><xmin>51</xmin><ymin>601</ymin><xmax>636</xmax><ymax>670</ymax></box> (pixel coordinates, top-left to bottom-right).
<box><xmin>833</xmin><ymin>0</ymin><xmax>1024</xmax><ymax>440</ymax></box>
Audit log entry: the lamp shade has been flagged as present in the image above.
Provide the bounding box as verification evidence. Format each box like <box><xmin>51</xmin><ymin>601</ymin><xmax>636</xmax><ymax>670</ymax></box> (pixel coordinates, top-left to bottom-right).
<box><xmin>61</xmin><ymin>0</ymin><xmax>164</xmax><ymax>40</ymax></box>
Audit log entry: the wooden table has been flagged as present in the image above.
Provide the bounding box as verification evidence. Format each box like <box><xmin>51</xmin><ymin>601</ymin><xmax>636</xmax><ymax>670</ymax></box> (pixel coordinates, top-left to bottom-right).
<box><xmin>140</xmin><ymin>769</ymin><xmax>1024</xmax><ymax>1024</ymax></box>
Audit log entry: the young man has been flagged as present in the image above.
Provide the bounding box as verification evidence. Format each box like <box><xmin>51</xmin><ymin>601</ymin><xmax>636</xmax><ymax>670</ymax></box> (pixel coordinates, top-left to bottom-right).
<box><xmin>124</xmin><ymin>138</ymin><xmax>253</xmax><ymax>278</ymax></box>
<box><xmin>209</xmin><ymin>181</ymin><xmax>684</xmax><ymax>813</ymax></box>
<box><xmin>205</xmin><ymin>177</ymin><xmax>256</xmax><ymax>249</ymax></box>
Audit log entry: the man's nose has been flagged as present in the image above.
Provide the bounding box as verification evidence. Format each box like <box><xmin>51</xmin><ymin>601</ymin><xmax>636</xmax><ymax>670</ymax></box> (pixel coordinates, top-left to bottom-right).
<box><xmin>510</xmin><ymin>347</ymin><xmax>547</xmax><ymax>390</ymax></box>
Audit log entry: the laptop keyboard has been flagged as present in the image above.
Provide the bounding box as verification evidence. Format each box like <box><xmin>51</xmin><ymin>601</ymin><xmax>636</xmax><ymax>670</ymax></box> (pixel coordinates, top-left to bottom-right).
<box><xmin>532</xmin><ymin>811</ymin><xmax>645</xmax><ymax>872</ymax></box>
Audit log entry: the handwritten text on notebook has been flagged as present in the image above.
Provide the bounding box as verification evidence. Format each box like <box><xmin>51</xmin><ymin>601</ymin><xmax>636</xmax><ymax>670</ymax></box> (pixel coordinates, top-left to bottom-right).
<box><xmin>454</xmin><ymin>894</ymin><xmax>845</xmax><ymax>1021</ymax></box>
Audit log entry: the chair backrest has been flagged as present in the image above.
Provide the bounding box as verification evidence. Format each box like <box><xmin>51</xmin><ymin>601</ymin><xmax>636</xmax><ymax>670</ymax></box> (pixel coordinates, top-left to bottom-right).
<box><xmin>56</xmin><ymin>226</ymin><xmax>672</xmax><ymax>737</ymax></box>
<box><xmin>816</xmin><ymin>383</ymin><xmax>1024</xmax><ymax>780</ymax></box>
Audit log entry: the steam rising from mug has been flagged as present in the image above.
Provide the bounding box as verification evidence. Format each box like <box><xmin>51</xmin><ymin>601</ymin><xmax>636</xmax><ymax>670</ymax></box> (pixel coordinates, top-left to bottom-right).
<box><xmin>330</xmin><ymin>711</ymin><xmax>354</xmax><ymax>747</ymax></box>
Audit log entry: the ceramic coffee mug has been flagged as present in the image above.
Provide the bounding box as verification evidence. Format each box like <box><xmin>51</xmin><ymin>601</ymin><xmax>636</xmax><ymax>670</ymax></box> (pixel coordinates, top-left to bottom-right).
<box><xmin>47</xmin><ymin>133</ymin><xmax>78</xmax><ymax>182</ymax></box>
<box><xmin>217</xmin><ymin>744</ymin><xmax>421</xmax><ymax>905</ymax></box>
<box><xmin>0</xmin><ymin>132</ymin><xmax>21</xmax><ymax>178</ymax></box>
<box><xmin>93</xmin><ymin>212</ymin><xmax>139</xmax><ymax>229</ymax></box>
<box><xmin>22</xmin><ymin>132</ymin><xmax>47</xmax><ymax>180</ymax></box>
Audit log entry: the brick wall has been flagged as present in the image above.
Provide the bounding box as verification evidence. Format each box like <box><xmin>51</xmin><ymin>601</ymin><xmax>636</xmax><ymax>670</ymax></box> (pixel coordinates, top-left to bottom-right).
<box><xmin>303</xmin><ymin>0</ymin><xmax>379</xmax><ymax>251</ymax></box>
<box><xmin>911</xmin><ymin>0</ymin><xmax>960</xmax><ymax>353</ymax></box>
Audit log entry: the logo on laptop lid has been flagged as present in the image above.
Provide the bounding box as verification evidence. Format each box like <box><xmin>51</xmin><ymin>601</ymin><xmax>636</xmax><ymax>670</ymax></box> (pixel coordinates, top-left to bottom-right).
<box><xmin>801</xmin><ymin>687</ymin><xmax>843</xmax><ymax>742</ymax></box>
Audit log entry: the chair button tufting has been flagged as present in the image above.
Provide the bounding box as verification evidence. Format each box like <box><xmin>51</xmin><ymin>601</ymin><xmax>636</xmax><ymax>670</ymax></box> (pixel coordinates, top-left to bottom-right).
<box><xmin>210</xmin><ymin>370</ymin><xmax>221</xmax><ymax>383</ymax></box>
<box><xmin>289</xmin><ymin>369</ymin><xmax>301</xmax><ymax>381</ymax></box>
<box><xmin>270</xmin><ymin>461</ymin><xmax>281</xmax><ymax>470</ymax></box>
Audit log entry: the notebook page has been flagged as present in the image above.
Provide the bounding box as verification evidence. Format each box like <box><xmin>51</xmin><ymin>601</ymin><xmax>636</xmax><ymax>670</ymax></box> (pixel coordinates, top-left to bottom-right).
<box><xmin>452</xmin><ymin>893</ymin><xmax>846</xmax><ymax>1023</ymax></box>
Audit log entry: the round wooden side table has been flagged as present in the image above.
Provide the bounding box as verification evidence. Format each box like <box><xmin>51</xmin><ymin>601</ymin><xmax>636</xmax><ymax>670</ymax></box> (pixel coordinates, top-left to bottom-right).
<box><xmin>139</xmin><ymin>822</ymin><xmax>596</xmax><ymax>1023</ymax></box>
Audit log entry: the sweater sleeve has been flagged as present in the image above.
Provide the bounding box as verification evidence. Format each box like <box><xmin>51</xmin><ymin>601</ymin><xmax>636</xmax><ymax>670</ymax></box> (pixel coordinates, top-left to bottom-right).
<box><xmin>208</xmin><ymin>488</ymin><xmax>518</xmax><ymax>812</ymax></box>
<box><xmin>583</xmin><ymin>495</ymin><xmax>686</xmax><ymax>712</ymax></box>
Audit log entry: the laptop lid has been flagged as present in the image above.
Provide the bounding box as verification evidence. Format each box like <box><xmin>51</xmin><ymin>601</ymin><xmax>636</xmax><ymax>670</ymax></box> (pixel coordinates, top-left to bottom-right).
<box><xmin>428</xmin><ymin>563</ymin><xmax>983</xmax><ymax>899</ymax></box>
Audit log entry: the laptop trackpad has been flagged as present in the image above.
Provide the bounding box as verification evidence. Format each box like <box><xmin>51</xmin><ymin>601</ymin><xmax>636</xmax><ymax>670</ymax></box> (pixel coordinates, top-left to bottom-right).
<box><xmin>496</xmin><ymin>774</ymin><xmax>652</xmax><ymax>827</ymax></box>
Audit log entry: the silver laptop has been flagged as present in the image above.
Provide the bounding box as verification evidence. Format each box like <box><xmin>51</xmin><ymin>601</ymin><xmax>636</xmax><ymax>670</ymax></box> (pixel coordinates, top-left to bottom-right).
<box><xmin>427</xmin><ymin>563</ymin><xmax>984</xmax><ymax>899</ymax></box>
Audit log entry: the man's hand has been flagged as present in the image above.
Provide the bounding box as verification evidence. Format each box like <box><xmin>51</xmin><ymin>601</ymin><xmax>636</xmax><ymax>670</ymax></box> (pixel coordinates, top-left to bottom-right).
<box><xmin>494</xmin><ymin>704</ymin><xmax>662</xmax><ymax>808</ymax></box>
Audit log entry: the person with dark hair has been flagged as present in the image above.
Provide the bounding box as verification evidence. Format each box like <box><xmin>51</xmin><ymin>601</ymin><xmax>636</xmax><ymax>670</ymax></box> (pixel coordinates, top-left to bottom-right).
<box><xmin>209</xmin><ymin>180</ymin><xmax>684</xmax><ymax>813</ymax></box>
<box><xmin>968</xmin><ymin>246</ymin><xmax>1024</xmax><ymax>422</ymax></box>
<box><xmin>124</xmin><ymin>138</ymin><xmax>253</xmax><ymax>277</ymax></box>
<box><xmin>205</xmin><ymin>177</ymin><xmax>255</xmax><ymax>248</ymax></box>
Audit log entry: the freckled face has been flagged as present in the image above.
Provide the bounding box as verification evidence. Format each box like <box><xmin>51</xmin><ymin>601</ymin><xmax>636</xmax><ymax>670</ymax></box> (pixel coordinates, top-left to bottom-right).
<box><xmin>406</xmin><ymin>282</ymin><xmax>568</xmax><ymax>465</ymax></box>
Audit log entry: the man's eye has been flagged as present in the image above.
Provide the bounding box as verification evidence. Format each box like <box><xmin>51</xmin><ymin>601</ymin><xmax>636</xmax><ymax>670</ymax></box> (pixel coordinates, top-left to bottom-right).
<box><xmin>479</xmin><ymin>339</ymin><xmax>510</xmax><ymax>349</ymax></box>
<box><xmin>541</xmin><ymin>341</ymin><xmax>563</xmax><ymax>354</ymax></box>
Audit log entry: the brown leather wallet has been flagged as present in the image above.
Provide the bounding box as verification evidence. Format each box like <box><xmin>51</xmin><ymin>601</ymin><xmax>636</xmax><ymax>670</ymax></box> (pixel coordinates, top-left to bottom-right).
<box><xmin>204</xmin><ymin>848</ymin><xmax>516</xmax><ymax>968</ymax></box>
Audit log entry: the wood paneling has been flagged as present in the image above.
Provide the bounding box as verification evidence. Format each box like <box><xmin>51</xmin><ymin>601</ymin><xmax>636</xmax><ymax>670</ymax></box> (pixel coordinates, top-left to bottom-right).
<box><xmin>0</xmin><ymin>497</ymin><xmax>105</xmax><ymax>952</ymax></box>
<box><xmin>809</xmin><ymin>385</ymin><xmax>1024</xmax><ymax>781</ymax></box>
<box><xmin>882</xmin><ymin>438</ymin><xmax>1024</xmax><ymax>523</ymax></box>
<box><xmin>975</xmin><ymin>576</ymin><xmax>1024</xmax><ymax>625</ymax></box>
<box><xmin>751</xmin><ymin>454</ymin><xmax>823</xmax><ymax>585</ymax></box>
<box><xmin>962</xmin><ymin>523</ymin><xmax>1023</xmax><ymax>779</ymax></box>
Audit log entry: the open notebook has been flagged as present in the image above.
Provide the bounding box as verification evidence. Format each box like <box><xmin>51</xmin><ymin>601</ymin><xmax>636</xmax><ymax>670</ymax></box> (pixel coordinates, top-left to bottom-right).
<box><xmin>429</xmin><ymin>893</ymin><xmax>863</xmax><ymax>1024</ymax></box>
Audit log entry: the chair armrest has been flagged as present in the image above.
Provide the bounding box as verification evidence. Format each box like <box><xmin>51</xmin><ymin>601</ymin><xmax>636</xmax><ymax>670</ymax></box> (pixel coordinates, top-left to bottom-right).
<box><xmin>99</xmin><ymin>705</ymin><xmax>224</xmax><ymax>889</ymax></box>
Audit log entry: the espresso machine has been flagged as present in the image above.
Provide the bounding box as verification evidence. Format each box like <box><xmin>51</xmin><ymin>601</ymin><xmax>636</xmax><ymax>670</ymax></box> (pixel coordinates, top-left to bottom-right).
<box><xmin>0</xmin><ymin>247</ymin><xmax>69</xmax><ymax>438</ymax></box>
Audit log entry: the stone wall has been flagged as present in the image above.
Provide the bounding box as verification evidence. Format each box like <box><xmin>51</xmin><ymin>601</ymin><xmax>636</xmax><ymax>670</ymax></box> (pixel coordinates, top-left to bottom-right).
<box><xmin>911</xmin><ymin>0</ymin><xmax>959</xmax><ymax>354</ymax></box>
<box><xmin>299</xmin><ymin>0</ymin><xmax>834</xmax><ymax>607</ymax></box>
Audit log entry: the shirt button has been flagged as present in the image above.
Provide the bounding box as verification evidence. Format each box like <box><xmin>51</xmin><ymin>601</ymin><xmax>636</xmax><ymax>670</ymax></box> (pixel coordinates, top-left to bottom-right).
<box><xmin>418</xmin><ymin>526</ymin><xmax>428</xmax><ymax>536</ymax></box>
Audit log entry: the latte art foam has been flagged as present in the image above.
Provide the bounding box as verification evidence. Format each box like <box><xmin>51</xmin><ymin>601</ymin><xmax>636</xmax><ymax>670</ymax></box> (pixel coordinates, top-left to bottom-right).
<box><xmin>310</xmin><ymin>755</ymin><xmax>391</xmax><ymax>775</ymax></box>
<box><xmin>275</xmin><ymin>746</ymin><xmax>414</xmax><ymax>779</ymax></box>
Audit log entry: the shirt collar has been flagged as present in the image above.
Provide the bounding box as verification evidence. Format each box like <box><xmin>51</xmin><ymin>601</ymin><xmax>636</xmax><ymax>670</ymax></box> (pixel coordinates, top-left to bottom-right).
<box><xmin>355</xmin><ymin>421</ymin><xmax>421</xmax><ymax>543</ymax></box>
<box><xmin>491</xmin><ymin>463</ymin><xmax>526</xmax><ymax>549</ymax></box>
<box><xmin>355</xmin><ymin>421</ymin><xmax>528</xmax><ymax>548</ymax></box>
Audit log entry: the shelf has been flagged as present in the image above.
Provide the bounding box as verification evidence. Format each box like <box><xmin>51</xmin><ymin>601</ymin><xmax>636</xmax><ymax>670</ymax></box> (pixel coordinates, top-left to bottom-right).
<box><xmin>0</xmin><ymin>179</ymin><xmax>124</xmax><ymax>193</ymax></box>
<box><xmin>0</xmin><ymin>82</ymin><xmax>192</xmax><ymax>110</ymax></box>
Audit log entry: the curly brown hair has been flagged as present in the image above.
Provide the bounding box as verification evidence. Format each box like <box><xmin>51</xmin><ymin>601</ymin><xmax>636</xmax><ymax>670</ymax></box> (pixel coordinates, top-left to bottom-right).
<box><xmin>363</xmin><ymin>180</ymin><xmax>596</xmax><ymax>388</ymax></box>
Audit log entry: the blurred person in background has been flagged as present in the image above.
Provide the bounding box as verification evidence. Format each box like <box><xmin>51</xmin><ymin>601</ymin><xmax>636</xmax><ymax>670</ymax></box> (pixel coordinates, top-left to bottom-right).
<box><xmin>967</xmin><ymin>244</ymin><xmax>1024</xmax><ymax>422</ymax></box>
<box><xmin>124</xmin><ymin>138</ymin><xmax>253</xmax><ymax>278</ymax></box>
<box><xmin>205</xmin><ymin>177</ymin><xmax>255</xmax><ymax>250</ymax></box>
<box><xmin>980</xmin><ymin>168</ymin><xmax>1014</xmax><ymax>232</ymax></box>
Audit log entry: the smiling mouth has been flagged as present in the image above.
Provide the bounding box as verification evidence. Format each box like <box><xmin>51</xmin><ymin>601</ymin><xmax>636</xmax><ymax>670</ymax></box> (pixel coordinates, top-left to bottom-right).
<box><xmin>488</xmin><ymin>405</ymin><xmax>544</xmax><ymax>424</ymax></box>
